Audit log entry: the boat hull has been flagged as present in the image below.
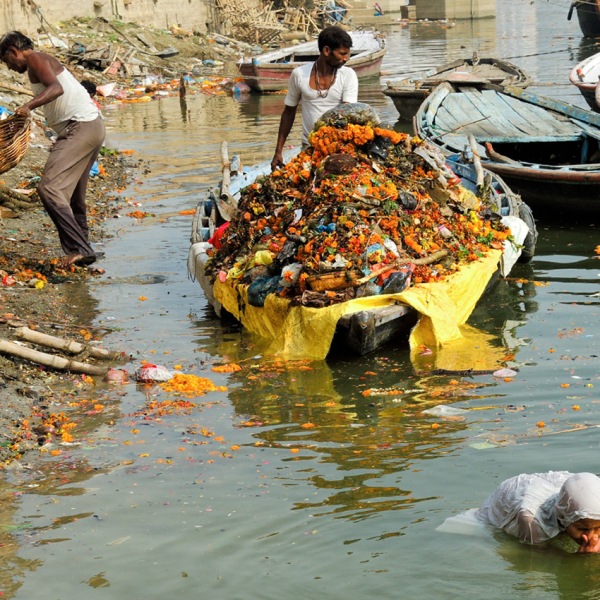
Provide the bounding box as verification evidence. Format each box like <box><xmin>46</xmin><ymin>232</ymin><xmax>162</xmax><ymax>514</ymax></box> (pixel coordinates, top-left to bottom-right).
<box><xmin>574</xmin><ymin>0</ymin><xmax>600</xmax><ymax>37</ymax></box>
<box><xmin>384</xmin><ymin>56</ymin><xmax>532</xmax><ymax>121</ymax></box>
<box><xmin>478</xmin><ymin>163</ymin><xmax>600</xmax><ymax>212</ymax></box>
<box><xmin>416</xmin><ymin>83</ymin><xmax>600</xmax><ymax>212</ymax></box>
<box><xmin>240</xmin><ymin>50</ymin><xmax>386</xmax><ymax>92</ymax></box>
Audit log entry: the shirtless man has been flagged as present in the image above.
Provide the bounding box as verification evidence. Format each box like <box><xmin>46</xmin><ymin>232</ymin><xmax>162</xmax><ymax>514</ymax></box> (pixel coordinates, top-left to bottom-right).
<box><xmin>0</xmin><ymin>31</ymin><xmax>105</xmax><ymax>266</ymax></box>
<box><xmin>270</xmin><ymin>25</ymin><xmax>358</xmax><ymax>171</ymax></box>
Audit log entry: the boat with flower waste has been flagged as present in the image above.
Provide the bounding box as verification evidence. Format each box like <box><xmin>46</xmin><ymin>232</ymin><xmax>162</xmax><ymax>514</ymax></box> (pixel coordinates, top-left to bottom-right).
<box><xmin>188</xmin><ymin>103</ymin><xmax>536</xmax><ymax>360</ymax></box>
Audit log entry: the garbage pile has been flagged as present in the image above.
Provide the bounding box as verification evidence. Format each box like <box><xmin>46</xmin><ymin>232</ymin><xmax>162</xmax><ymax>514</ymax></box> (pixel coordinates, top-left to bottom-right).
<box><xmin>203</xmin><ymin>103</ymin><xmax>512</xmax><ymax>308</ymax></box>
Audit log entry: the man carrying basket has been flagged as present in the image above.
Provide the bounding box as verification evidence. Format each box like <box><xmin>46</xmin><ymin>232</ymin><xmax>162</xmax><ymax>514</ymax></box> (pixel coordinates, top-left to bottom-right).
<box><xmin>0</xmin><ymin>31</ymin><xmax>105</xmax><ymax>267</ymax></box>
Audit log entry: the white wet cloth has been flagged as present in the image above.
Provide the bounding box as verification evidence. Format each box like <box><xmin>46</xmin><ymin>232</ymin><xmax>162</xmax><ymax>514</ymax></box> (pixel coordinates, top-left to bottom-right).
<box><xmin>440</xmin><ymin>472</ymin><xmax>600</xmax><ymax>545</ymax></box>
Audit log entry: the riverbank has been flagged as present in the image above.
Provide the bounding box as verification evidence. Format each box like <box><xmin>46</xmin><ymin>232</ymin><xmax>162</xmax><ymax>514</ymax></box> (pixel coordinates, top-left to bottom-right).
<box><xmin>0</xmin><ymin>101</ymin><xmax>144</xmax><ymax>466</ymax></box>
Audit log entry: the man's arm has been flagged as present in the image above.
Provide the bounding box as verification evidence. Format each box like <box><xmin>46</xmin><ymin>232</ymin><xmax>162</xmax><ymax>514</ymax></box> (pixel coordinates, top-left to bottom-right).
<box><xmin>18</xmin><ymin>53</ymin><xmax>63</xmax><ymax>116</ymax></box>
<box><xmin>271</xmin><ymin>104</ymin><xmax>297</xmax><ymax>171</ymax></box>
<box><xmin>341</xmin><ymin>68</ymin><xmax>358</xmax><ymax>104</ymax></box>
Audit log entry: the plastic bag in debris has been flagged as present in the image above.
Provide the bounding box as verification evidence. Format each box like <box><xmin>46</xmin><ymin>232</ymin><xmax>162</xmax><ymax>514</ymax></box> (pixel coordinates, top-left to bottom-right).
<box><xmin>355</xmin><ymin>280</ymin><xmax>382</xmax><ymax>298</ymax></box>
<box><xmin>89</xmin><ymin>161</ymin><xmax>100</xmax><ymax>177</ymax></box>
<box><xmin>383</xmin><ymin>238</ymin><xmax>399</xmax><ymax>257</ymax></box>
<box><xmin>367</xmin><ymin>133</ymin><xmax>393</xmax><ymax>161</ymax></box>
<box><xmin>312</xmin><ymin>102</ymin><xmax>381</xmax><ymax>132</ymax></box>
<box><xmin>281</xmin><ymin>263</ymin><xmax>303</xmax><ymax>287</ymax></box>
<box><xmin>232</xmin><ymin>82</ymin><xmax>251</xmax><ymax>94</ymax></box>
<box><xmin>135</xmin><ymin>364</ymin><xmax>174</xmax><ymax>383</ymax></box>
<box><xmin>247</xmin><ymin>276</ymin><xmax>280</xmax><ymax>307</ymax></box>
<box><xmin>381</xmin><ymin>265</ymin><xmax>414</xmax><ymax>294</ymax></box>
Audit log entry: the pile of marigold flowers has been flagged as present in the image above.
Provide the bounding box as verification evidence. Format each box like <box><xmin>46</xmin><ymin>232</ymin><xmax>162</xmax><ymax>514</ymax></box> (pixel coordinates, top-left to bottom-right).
<box><xmin>159</xmin><ymin>373</ymin><xmax>227</xmax><ymax>398</ymax></box>
<box><xmin>203</xmin><ymin>103</ymin><xmax>513</xmax><ymax>306</ymax></box>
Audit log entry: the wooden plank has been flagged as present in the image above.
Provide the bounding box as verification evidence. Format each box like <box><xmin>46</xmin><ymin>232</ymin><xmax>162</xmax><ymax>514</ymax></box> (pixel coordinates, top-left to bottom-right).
<box><xmin>436</xmin><ymin>105</ymin><xmax>466</xmax><ymax>132</ymax></box>
<box><xmin>479</xmin><ymin>89</ymin><xmax>545</xmax><ymax>137</ymax></box>
<box><xmin>460</xmin><ymin>87</ymin><xmax>538</xmax><ymax>138</ymax></box>
<box><xmin>425</xmin><ymin>85</ymin><xmax>451</xmax><ymax>125</ymax></box>
<box><xmin>494</xmin><ymin>93</ymin><xmax>579</xmax><ymax>137</ymax></box>
<box><xmin>443</xmin><ymin>94</ymin><xmax>505</xmax><ymax>137</ymax></box>
<box><xmin>503</xmin><ymin>85</ymin><xmax>600</xmax><ymax>129</ymax></box>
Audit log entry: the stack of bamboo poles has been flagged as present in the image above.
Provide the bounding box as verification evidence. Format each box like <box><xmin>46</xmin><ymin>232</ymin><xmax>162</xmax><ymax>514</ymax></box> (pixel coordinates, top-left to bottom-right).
<box><xmin>214</xmin><ymin>0</ymin><xmax>288</xmax><ymax>43</ymax></box>
<box><xmin>0</xmin><ymin>324</ymin><xmax>125</xmax><ymax>377</ymax></box>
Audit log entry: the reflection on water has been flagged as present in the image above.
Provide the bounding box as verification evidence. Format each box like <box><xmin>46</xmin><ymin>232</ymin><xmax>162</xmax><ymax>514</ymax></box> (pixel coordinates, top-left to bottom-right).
<box><xmin>2</xmin><ymin>1</ymin><xmax>600</xmax><ymax>597</ymax></box>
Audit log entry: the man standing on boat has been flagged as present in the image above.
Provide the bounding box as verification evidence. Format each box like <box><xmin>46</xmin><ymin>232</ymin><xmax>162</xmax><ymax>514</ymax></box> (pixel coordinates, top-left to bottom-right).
<box><xmin>270</xmin><ymin>26</ymin><xmax>358</xmax><ymax>171</ymax></box>
<box><xmin>0</xmin><ymin>31</ymin><xmax>104</xmax><ymax>267</ymax></box>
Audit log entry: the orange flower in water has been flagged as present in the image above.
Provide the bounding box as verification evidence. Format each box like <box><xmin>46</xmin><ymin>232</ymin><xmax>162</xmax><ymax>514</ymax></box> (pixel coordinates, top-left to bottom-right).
<box><xmin>159</xmin><ymin>373</ymin><xmax>227</xmax><ymax>397</ymax></box>
<box><xmin>211</xmin><ymin>364</ymin><xmax>242</xmax><ymax>373</ymax></box>
<box><xmin>290</xmin><ymin>448</ymin><xmax>300</xmax><ymax>453</ymax></box>
<box><xmin>537</xmin><ymin>422</ymin><xmax>546</xmax><ymax>428</ymax></box>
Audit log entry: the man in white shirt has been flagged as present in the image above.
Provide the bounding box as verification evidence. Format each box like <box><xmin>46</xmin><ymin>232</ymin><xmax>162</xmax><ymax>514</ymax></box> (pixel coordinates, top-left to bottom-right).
<box><xmin>270</xmin><ymin>26</ymin><xmax>358</xmax><ymax>171</ymax></box>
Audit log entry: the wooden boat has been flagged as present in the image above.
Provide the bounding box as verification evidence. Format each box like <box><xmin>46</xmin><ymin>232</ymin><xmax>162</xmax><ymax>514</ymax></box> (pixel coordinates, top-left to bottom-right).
<box><xmin>383</xmin><ymin>54</ymin><xmax>532</xmax><ymax>121</ymax></box>
<box><xmin>237</xmin><ymin>30</ymin><xmax>386</xmax><ymax>93</ymax></box>
<box><xmin>416</xmin><ymin>82</ymin><xmax>600</xmax><ymax>212</ymax></box>
<box><xmin>570</xmin><ymin>52</ymin><xmax>600</xmax><ymax>112</ymax></box>
<box><xmin>568</xmin><ymin>0</ymin><xmax>600</xmax><ymax>37</ymax></box>
<box><xmin>188</xmin><ymin>146</ymin><xmax>535</xmax><ymax>357</ymax></box>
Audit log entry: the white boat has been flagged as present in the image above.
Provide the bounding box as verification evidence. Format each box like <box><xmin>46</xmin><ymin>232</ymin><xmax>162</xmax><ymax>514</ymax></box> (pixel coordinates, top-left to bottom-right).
<box><xmin>569</xmin><ymin>52</ymin><xmax>600</xmax><ymax>112</ymax></box>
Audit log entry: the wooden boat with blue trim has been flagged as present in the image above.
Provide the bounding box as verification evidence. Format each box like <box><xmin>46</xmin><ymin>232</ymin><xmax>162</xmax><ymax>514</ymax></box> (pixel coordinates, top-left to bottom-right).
<box><xmin>416</xmin><ymin>82</ymin><xmax>600</xmax><ymax>211</ymax></box>
<box><xmin>188</xmin><ymin>143</ymin><xmax>535</xmax><ymax>357</ymax></box>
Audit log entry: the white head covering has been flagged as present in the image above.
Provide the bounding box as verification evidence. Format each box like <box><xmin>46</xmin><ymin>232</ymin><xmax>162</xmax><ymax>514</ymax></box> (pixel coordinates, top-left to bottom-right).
<box><xmin>555</xmin><ymin>472</ymin><xmax>600</xmax><ymax>527</ymax></box>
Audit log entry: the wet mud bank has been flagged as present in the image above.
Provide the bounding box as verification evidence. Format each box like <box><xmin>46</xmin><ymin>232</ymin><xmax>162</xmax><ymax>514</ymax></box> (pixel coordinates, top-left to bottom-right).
<box><xmin>0</xmin><ymin>129</ymin><xmax>144</xmax><ymax>465</ymax></box>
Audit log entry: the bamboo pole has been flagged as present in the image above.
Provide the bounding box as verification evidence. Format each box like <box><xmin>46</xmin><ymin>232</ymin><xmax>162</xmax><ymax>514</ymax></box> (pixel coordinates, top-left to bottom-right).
<box><xmin>0</xmin><ymin>339</ymin><xmax>108</xmax><ymax>376</ymax></box>
<box><xmin>468</xmin><ymin>134</ymin><xmax>484</xmax><ymax>188</ymax></box>
<box><xmin>0</xmin><ymin>83</ymin><xmax>34</xmax><ymax>97</ymax></box>
<box><xmin>13</xmin><ymin>326</ymin><xmax>122</xmax><ymax>360</ymax></box>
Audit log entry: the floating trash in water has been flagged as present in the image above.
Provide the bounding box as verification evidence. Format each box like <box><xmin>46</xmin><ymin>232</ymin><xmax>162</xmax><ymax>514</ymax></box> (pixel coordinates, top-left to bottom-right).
<box><xmin>493</xmin><ymin>368</ymin><xmax>517</xmax><ymax>378</ymax></box>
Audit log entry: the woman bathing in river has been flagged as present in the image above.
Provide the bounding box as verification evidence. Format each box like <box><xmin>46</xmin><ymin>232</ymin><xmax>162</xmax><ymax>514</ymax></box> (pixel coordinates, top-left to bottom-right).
<box><xmin>443</xmin><ymin>472</ymin><xmax>600</xmax><ymax>552</ymax></box>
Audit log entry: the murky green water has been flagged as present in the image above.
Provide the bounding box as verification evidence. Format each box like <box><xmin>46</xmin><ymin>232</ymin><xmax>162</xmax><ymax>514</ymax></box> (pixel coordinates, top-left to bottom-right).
<box><xmin>3</xmin><ymin>2</ymin><xmax>600</xmax><ymax>597</ymax></box>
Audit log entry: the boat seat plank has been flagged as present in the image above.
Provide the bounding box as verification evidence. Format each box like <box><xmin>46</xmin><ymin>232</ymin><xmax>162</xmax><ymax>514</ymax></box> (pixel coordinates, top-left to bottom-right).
<box><xmin>460</xmin><ymin>87</ymin><xmax>576</xmax><ymax>137</ymax></box>
<box><xmin>479</xmin><ymin>89</ymin><xmax>548</xmax><ymax>136</ymax></box>
<box><xmin>459</xmin><ymin>86</ymin><xmax>537</xmax><ymax>138</ymax></box>
<box><xmin>436</xmin><ymin>105</ymin><xmax>467</xmax><ymax>132</ymax></box>
<box><xmin>441</xmin><ymin>94</ymin><xmax>506</xmax><ymax>137</ymax></box>
<box><xmin>494</xmin><ymin>92</ymin><xmax>582</xmax><ymax>137</ymax></box>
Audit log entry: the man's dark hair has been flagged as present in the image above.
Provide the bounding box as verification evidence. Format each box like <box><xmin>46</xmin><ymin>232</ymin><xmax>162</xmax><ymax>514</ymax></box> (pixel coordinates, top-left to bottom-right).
<box><xmin>81</xmin><ymin>80</ymin><xmax>97</xmax><ymax>96</ymax></box>
<box><xmin>318</xmin><ymin>26</ymin><xmax>352</xmax><ymax>52</ymax></box>
<box><xmin>0</xmin><ymin>31</ymin><xmax>34</xmax><ymax>57</ymax></box>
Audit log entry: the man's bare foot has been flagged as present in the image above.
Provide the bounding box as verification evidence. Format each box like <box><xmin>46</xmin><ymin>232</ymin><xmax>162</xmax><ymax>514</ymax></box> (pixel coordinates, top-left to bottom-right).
<box><xmin>58</xmin><ymin>253</ymin><xmax>84</xmax><ymax>268</ymax></box>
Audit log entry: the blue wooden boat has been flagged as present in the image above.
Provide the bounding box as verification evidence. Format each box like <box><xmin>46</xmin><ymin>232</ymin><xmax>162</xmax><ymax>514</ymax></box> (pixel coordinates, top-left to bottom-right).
<box><xmin>416</xmin><ymin>82</ymin><xmax>600</xmax><ymax>211</ymax></box>
<box><xmin>188</xmin><ymin>143</ymin><xmax>535</xmax><ymax>356</ymax></box>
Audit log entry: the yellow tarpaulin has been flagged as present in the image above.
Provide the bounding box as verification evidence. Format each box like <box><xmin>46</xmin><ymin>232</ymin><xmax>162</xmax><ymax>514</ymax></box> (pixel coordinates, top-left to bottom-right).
<box><xmin>213</xmin><ymin>249</ymin><xmax>503</xmax><ymax>362</ymax></box>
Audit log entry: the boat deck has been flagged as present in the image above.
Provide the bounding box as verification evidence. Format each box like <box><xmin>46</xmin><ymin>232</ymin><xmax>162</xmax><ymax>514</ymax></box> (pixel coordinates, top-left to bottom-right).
<box><xmin>431</xmin><ymin>86</ymin><xmax>583</xmax><ymax>147</ymax></box>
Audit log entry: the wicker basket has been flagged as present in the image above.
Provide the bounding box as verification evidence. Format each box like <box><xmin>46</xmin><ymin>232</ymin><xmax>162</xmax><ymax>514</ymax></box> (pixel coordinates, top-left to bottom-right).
<box><xmin>0</xmin><ymin>113</ymin><xmax>32</xmax><ymax>175</ymax></box>
<box><xmin>306</xmin><ymin>270</ymin><xmax>361</xmax><ymax>292</ymax></box>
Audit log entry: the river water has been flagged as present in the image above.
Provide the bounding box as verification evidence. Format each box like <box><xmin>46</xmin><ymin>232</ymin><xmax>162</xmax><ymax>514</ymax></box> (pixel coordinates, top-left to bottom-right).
<box><xmin>3</xmin><ymin>1</ymin><xmax>600</xmax><ymax>598</ymax></box>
